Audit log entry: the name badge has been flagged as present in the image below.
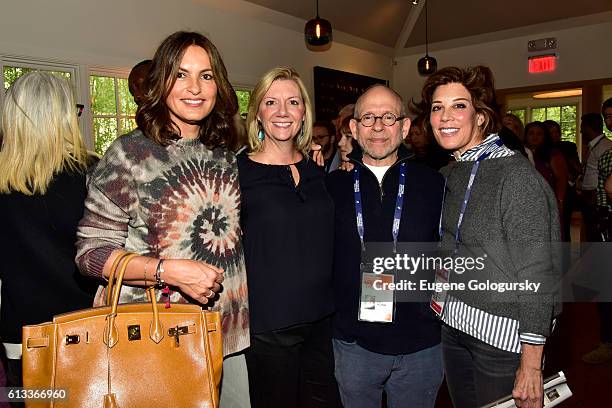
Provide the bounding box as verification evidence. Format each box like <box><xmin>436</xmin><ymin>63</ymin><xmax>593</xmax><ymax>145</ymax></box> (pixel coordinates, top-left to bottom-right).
<box><xmin>430</xmin><ymin>268</ymin><xmax>450</xmax><ymax>317</ymax></box>
<box><xmin>359</xmin><ymin>268</ymin><xmax>395</xmax><ymax>323</ymax></box>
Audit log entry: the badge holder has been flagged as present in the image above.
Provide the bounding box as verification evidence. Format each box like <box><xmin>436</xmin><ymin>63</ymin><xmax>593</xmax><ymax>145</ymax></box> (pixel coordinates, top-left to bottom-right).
<box><xmin>358</xmin><ymin>262</ymin><xmax>396</xmax><ymax>323</ymax></box>
<box><xmin>430</xmin><ymin>267</ymin><xmax>450</xmax><ymax>317</ymax></box>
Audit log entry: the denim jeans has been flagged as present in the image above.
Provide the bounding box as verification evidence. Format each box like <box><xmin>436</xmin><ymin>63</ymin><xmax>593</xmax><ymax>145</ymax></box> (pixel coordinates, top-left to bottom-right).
<box><xmin>442</xmin><ymin>325</ymin><xmax>520</xmax><ymax>408</ymax></box>
<box><xmin>332</xmin><ymin>339</ymin><xmax>443</xmax><ymax>408</ymax></box>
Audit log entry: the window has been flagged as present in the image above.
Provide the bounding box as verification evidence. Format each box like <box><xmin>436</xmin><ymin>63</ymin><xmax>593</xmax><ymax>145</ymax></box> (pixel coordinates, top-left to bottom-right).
<box><xmin>3</xmin><ymin>66</ymin><xmax>72</xmax><ymax>90</ymax></box>
<box><xmin>530</xmin><ymin>105</ymin><xmax>577</xmax><ymax>143</ymax></box>
<box><xmin>1</xmin><ymin>57</ymin><xmax>83</xmax><ymax>140</ymax></box>
<box><xmin>90</xmin><ymin>74</ymin><xmax>136</xmax><ymax>155</ymax></box>
<box><xmin>1</xmin><ymin>58</ymin><xmax>77</xmax><ymax>105</ymax></box>
<box><xmin>236</xmin><ymin>89</ymin><xmax>251</xmax><ymax>118</ymax></box>
<box><xmin>507</xmin><ymin>104</ymin><xmax>578</xmax><ymax>143</ymax></box>
<box><xmin>507</xmin><ymin>108</ymin><xmax>526</xmax><ymax>124</ymax></box>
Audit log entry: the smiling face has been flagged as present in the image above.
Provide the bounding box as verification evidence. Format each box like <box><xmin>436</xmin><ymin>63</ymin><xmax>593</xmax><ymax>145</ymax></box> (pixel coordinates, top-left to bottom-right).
<box><xmin>429</xmin><ymin>82</ymin><xmax>485</xmax><ymax>156</ymax></box>
<box><xmin>257</xmin><ymin>79</ymin><xmax>305</xmax><ymax>144</ymax></box>
<box><xmin>165</xmin><ymin>45</ymin><xmax>217</xmax><ymax>139</ymax></box>
<box><xmin>349</xmin><ymin>86</ymin><xmax>409</xmax><ymax>166</ymax></box>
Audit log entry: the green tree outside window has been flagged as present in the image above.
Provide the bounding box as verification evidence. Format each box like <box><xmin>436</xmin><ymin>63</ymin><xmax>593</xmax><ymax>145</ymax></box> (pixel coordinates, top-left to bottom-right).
<box><xmin>4</xmin><ymin>66</ymin><xmax>71</xmax><ymax>90</ymax></box>
<box><xmin>90</xmin><ymin>75</ymin><xmax>136</xmax><ymax>155</ymax></box>
<box><xmin>236</xmin><ymin>90</ymin><xmax>251</xmax><ymax>118</ymax></box>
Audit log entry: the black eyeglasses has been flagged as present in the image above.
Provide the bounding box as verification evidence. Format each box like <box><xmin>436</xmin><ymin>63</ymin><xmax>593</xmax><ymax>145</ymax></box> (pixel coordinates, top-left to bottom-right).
<box><xmin>356</xmin><ymin>112</ymin><xmax>404</xmax><ymax>127</ymax></box>
<box><xmin>76</xmin><ymin>104</ymin><xmax>84</xmax><ymax>118</ymax></box>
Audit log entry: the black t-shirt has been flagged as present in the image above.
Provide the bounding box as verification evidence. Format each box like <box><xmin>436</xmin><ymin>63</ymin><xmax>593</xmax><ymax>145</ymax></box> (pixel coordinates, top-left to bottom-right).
<box><xmin>0</xmin><ymin>169</ymin><xmax>97</xmax><ymax>343</ymax></box>
<box><xmin>237</xmin><ymin>153</ymin><xmax>335</xmax><ymax>333</ymax></box>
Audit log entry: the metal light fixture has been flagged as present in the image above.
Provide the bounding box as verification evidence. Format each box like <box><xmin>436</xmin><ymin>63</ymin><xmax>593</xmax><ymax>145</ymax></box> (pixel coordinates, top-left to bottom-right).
<box><xmin>305</xmin><ymin>0</ymin><xmax>332</xmax><ymax>46</ymax></box>
<box><xmin>417</xmin><ymin>0</ymin><xmax>437</xmax><ymax>76</ymax></box>
<box><xmin>412</xmin><ymin>0</ymin><xmax>419</xmax><ymax>4</ymax></box>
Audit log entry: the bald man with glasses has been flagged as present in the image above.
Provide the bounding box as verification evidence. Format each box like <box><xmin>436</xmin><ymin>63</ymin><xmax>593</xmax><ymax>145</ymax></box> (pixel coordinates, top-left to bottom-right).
<box><xmin>326</xmin><ymin>85</ymin><xmax>445</xmax><ymax>408</ymax></box>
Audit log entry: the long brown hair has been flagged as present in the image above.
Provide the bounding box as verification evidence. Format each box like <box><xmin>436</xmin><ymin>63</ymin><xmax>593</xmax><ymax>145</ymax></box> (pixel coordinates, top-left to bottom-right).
<box><xmin>136</xmin><ymin>31</ymin><xmax>238</xmax><ymax>149</ymax></box>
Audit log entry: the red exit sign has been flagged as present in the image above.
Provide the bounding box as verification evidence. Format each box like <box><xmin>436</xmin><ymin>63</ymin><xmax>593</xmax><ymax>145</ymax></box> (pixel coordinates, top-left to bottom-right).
<box><xmin>528</xmin><ymin>54</ymin><xmax>557</xmax><ymax>73</ymax></box>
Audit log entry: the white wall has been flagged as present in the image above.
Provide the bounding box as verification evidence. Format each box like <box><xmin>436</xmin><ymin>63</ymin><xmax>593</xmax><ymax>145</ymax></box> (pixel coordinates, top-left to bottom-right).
<box><xmin>0</xmin><ymin>0</ymin><xmax>392</xmax><ymax>95</ymax></box>
<box><xmin>393</xmin><ymin>17</ymin><xmax>612</xmax><ymax>103</ymax></box>
<box><xmin>3</xmin><ymin>1</ymin><xmax>609</xmax><ymax>120</ymax></box>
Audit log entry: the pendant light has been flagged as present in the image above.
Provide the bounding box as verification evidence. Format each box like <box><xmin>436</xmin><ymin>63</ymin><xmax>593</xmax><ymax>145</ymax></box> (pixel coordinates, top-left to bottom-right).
<box><xmin>305</xmin><ymin>0</ymin><xmax>332</xmax><ymax>46</ymax></box>
<box><xmin>417</xmin><ymin>0</ymin><xmax>437</xmax><ymax>76</ymax></box>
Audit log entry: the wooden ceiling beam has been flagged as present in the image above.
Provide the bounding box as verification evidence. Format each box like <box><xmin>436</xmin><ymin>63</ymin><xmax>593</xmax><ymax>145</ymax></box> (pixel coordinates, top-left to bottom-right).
<box><xmin>394</xmin><ymin>1</ymin><xmax>424</xmax><ymax>56</ymax></box>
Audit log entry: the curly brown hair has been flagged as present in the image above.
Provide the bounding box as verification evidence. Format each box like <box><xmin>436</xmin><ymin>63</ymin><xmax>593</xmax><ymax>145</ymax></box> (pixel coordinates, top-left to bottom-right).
<box><xmin>412</xmin><ymin>65</ymin><xmax>501</xmax><ymax>137</ymax></box>
<box><xmin>136</xmin><ymin>31</ymin><xmax>238</xmax><ymax>149</ymax></box>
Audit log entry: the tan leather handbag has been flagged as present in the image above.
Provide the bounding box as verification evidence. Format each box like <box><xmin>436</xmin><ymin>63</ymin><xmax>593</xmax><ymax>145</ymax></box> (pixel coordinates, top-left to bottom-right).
<box><xmin>22</xmin><ymin>253</ymin><xmax>223</xmax><ymax>408</ymax></box>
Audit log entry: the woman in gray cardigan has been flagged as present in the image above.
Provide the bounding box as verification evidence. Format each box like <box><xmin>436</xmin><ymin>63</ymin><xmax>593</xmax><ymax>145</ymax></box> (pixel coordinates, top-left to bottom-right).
<box><xmin>415</xmin><ymin>66</ymin><xmax>561</xmax><ymax>408</ymax></box>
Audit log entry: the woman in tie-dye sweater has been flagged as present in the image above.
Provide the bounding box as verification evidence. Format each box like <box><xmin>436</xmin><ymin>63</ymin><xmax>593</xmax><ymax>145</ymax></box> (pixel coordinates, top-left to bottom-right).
<box><xmin>75</xmin><ymin>32</ymin><xmax>250</xmax><ymax>405</ymax></box>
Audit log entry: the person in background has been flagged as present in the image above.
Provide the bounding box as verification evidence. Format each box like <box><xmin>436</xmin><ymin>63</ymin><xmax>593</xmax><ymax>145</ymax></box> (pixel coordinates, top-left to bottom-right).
<box><xmin>328</xmin><ymin>84</ymin><xmax>444</xmax><ymax>408</ymax></box>
<box><xmin>416</xmin><ymin>66</ymin><xmax>560</xmax><ymax>408</ymax></box>
<box><xmin>327</xmin><ymin>104</ymin><xmax>356</xmax><ymax>170</ymax></box>
<box><xmin>524</xmin><ymin>121</ymin><xmax>568</xmax><ymax>237</ymax></box>
<box><xmin>238</xmin><ymin>67</ymin><xmax>340</xmax><ymax>408</ymax></box>
<box><xmin>579</xmin><ymin>112</ymin><xmax>612</xmax><ymax>243</ymax></box>
<box><xmin>75</xmin><ymin>31</ymin><xmax>250</xmax><ymax>407</ymax></box>
<box><xmin>312</xmin><ymin>120</ymin><xmax>338</xmax><ymax>172</ymax></box>
<box><xmin>406</xmin><ymin>114</ymin><xmax>450</xmax><ymax>170</ymax></box>
<box><xmin>333</xmin><ymin>103</ymin><xmax>356</xmax><ymax>143</ymax></box>
<box><xmin>127</xmin><ymin>59</ymin><xmax>152</xmax><ymax>106</ymax></box>
<box><xmin>544</xmin><ymin>119</ymin><xmax>581</xmax><ymax>241</ymax></box>
<box><xmin>581</xmin><ymin>97</ymin><xmax>612</xmax><ymax>364</ymax></box>
<box><xmin>502</xmin><ymin>113</ymin><xmax>531</xmax><ymax>160</ymax></box>
<box><xmin>0</xmin><ymin>72</ymin><xmax>97</xmax><ymax>391</ymax></box>
<box><xmin>337</xmin><ymin>115</ymin><xmax>354</xmax><ymax>163</ymax></box>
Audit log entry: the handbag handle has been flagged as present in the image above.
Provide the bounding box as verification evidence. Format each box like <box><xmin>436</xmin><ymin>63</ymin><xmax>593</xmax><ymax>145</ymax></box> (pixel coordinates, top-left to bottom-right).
<box><xmin>104</xmin><ymin>252</ymin><xmax>165</xmax><ymax>347</ymax></box>
<box><xmin>103</xmin><ymin>253</ymin><xmax>138</xmax><ymax>348</ymax></box>
<box><xmin>105</xmin><ymin>252</ymin><xmax>136</xmax><ymax>306</ymax></box>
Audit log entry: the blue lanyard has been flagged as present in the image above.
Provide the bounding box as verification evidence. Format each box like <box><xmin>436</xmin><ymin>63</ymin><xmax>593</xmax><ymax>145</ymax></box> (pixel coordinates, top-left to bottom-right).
<box><xmin>353</xmin><ymin>162</ymin><xmax>406</xmax><ymax>253</ymax></box>
<box><xmin>439</xmin><ymin>139</ymin><xmax>503</xmax><ymax>245</ymax></box>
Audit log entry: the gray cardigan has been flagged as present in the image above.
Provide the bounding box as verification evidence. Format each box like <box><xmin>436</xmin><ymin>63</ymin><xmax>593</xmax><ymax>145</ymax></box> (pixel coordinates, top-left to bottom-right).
<box><xmin>440</xmin><ymin>154</ymin><xmax>562</xmax><ymax>337</ymax></box>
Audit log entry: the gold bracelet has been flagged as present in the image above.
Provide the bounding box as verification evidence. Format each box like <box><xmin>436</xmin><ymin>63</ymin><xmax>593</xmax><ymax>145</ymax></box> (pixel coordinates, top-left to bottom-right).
<box><xmin>144</xmin><ymin>258</ymin><xmax>154</xmax><ymax>287</ymax></box>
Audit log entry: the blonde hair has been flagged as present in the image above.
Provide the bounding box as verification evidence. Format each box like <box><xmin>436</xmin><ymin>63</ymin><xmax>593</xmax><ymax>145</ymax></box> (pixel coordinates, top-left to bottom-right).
<box><xmin>0</xmin><ymin>72</ymin><xmax>88</xmax><ymax>195</ymax></box>
<box><xmin>246</xmin><ymin>67</ymin><xmax>313</xmax><ymax>156</ymax></box>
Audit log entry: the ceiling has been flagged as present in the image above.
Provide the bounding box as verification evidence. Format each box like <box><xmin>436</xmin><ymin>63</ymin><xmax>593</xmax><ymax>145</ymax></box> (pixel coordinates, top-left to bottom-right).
<box><xmin>243</xmin><ymin>0</ymin><xmax>612</xmax><ymax>53</ymax></box>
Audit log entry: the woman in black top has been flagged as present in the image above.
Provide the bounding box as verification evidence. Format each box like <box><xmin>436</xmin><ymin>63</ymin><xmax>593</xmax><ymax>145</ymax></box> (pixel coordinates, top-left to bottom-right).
<box><xmin>237</xmin><ymin>67</ymin><xmax>339</xmax><ymax>407</ymax></box>
<box><xmin>0</xmin><ymin>72</ymin><xmax>96</xmax><ymax>388</ymax></box>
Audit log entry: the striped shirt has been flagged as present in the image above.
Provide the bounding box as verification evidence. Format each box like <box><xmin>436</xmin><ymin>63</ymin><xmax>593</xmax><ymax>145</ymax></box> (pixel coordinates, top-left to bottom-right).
<box><xmin>440</xmin><ymin>133</ymin><xmax>546</xmax><ymax>353</ymax></box>
<box><xmin>597</xmin><ymin>148</ymin><xmax>612</xmax><ymax>211</ymax></box>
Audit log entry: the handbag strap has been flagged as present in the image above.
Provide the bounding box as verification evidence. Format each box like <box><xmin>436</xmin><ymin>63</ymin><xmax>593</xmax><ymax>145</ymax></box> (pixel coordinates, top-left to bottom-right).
<box><xmin>105</xmin><ymin>252</ymin><xmax>135</xmax><ymax>306</ymax></box>
<box><xmin>104</xmin><ymin>253</ymin><xmax>165</xmax><ymax>346</ymax></box>
<box><xmin>103</xmin><ymin>253</ymin><xmax>138</xmax><ymax>348</ymax></box>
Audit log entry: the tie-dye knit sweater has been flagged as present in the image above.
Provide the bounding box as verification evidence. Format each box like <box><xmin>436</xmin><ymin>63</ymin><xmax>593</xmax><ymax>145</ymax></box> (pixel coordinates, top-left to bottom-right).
<box><xmin>76</xmin><ymin>129</ymin><xmax>249</xmax><ymax>356</ymax></box>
